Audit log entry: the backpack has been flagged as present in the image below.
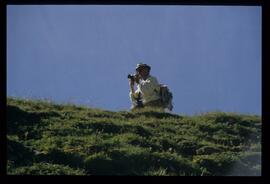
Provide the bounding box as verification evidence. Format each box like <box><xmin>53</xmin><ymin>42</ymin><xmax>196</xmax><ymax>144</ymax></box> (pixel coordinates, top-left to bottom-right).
<box><xmin>159</xmin><ymin>84</ymin><xmax>173</xmax><ymax>111</ymax></box>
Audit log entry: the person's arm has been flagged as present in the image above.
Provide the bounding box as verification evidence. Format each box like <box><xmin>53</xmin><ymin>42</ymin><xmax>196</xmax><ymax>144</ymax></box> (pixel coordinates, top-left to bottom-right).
<box><xmin>129</xmin><ymin>79</ymin><xmax>135</xmax><ymax>94</ymax></box>
<box><xmin>129</xmin><ymin>79</ymin><xmax>139</xmax><ymax>102</ymax></box>
<box><xmin>139</xmin><ymin>76</ymin><xmax>160</xmax><ymax>96</ymax></box>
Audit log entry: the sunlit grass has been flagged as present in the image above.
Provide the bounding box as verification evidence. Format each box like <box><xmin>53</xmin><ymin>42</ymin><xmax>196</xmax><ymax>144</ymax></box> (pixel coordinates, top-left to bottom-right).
<box><xmin>7</xmin><ymin>97</ymin><xmax>261</xmax><ymax>175</ymax></box>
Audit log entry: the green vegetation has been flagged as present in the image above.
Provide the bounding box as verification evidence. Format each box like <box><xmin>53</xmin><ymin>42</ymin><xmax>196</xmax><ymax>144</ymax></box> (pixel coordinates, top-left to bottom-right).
<box><xmin>7</xmin><ymin>97</ymin><xmax>261</xmax><ymax>175</ymax></box>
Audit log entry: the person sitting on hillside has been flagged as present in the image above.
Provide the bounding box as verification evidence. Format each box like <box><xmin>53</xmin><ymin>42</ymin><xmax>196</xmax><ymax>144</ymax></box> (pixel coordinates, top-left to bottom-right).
<box><xmin>129</xmin><ymin>63</ymin><xmax>163</xmax><ymax>110</ymax></box>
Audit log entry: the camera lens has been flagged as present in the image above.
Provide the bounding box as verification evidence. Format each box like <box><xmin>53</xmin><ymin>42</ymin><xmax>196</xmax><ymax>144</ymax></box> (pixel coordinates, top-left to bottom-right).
<box><xmin>128</xmin><ymin>74</ymin><xmax>134</xmax><ymax>80</ymax></box>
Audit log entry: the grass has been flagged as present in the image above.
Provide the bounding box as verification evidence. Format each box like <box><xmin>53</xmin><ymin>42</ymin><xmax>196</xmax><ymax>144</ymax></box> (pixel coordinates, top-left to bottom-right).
<box><xmin>7</xmin><ymin>97</ymin><xmax>261</xmax><ymax>176</ymax></box>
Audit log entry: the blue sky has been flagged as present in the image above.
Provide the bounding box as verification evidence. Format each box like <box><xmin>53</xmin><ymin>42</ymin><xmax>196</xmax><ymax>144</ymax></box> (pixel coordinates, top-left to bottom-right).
<box><xmin>7</xmin><ymin>5</ymin><xmax>261</xmax><ymax>115</ymax></box>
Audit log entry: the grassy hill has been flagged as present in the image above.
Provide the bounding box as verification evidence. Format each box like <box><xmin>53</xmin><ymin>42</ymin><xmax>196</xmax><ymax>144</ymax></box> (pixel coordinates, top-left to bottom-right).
<box><xmin>7</xmin><ymin>97</ymin><xmax>261</xmax><ymax>176</ymax></box>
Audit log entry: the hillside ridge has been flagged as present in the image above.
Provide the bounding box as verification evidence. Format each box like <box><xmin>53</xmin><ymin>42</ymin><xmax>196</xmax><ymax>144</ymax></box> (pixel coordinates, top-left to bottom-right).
<box><xmin>7</xmin><ymin>97</ymin><xmax>261</xmax><ymax>176</ymax></box>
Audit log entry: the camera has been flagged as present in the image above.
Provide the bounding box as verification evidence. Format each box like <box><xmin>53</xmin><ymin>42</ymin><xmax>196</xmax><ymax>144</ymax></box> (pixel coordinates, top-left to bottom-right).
<box><xmin>127</xmin><ymin>74</ymin><xmax>135</xmax><ymax>81</ymax></box>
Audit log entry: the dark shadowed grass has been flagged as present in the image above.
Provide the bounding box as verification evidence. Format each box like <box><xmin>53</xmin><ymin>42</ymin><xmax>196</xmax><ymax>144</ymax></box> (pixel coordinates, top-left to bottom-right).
<box><xmin>7</xmin><ymin>97</ymin><xmax>261</xmax><ymax>176</ymax></box>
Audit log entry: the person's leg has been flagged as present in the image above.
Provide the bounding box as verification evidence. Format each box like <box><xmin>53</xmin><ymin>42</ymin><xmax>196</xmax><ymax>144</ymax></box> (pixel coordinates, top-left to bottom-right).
<box><xmin>144</xmin><ymin>100</ymin><xmax>165</xmax><ymax>112</ymax></box>
<box><xmin>130</xmin><ymin>105</ymin><xmax>136</xmax><ymax>111</ymax></box>
<box><xmin>131</xmin><ymin>104</ymin><xmax>144</xmax><ymax>111</ymax></box>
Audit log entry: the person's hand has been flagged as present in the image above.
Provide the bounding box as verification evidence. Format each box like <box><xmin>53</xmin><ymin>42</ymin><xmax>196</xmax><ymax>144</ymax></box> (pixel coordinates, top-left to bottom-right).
<box><xmin>134</xmin><ymin>74</ymin><xmax>140</xmax><ymax>84</ymax></box>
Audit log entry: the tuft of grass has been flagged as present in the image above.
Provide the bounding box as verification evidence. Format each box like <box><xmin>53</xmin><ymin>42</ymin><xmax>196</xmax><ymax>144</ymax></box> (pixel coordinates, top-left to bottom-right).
<box><xmin>7</xmin><ymin>97</ymin><xmax>261</xmax><ymax>175</ymax></box>
<box><xmin>8</xmin><ymin>162</ymin><xmax>86</xmax><ymax>175</ymax></box>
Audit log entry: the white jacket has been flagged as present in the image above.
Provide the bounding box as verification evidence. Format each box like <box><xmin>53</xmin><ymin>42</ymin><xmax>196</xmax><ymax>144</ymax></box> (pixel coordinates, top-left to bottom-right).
<box><xmin>129</xmin><ymin>75</ymin><xmax>160</xmax><ymax>105</ymax></box>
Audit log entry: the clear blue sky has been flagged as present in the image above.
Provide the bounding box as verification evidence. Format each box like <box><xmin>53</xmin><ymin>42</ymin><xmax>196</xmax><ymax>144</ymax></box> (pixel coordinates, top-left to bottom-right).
<box><xmin>7</xmin><ymin>5</ymin><xmax>261</xmax><ymax>115</ymax></box>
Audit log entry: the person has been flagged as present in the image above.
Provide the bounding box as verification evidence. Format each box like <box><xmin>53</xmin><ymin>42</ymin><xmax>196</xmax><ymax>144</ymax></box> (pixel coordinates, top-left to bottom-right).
<box><xmin>129</xmin><ymin>63</ymin><xmax>163</xmax><ymax>110</ymax></box>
